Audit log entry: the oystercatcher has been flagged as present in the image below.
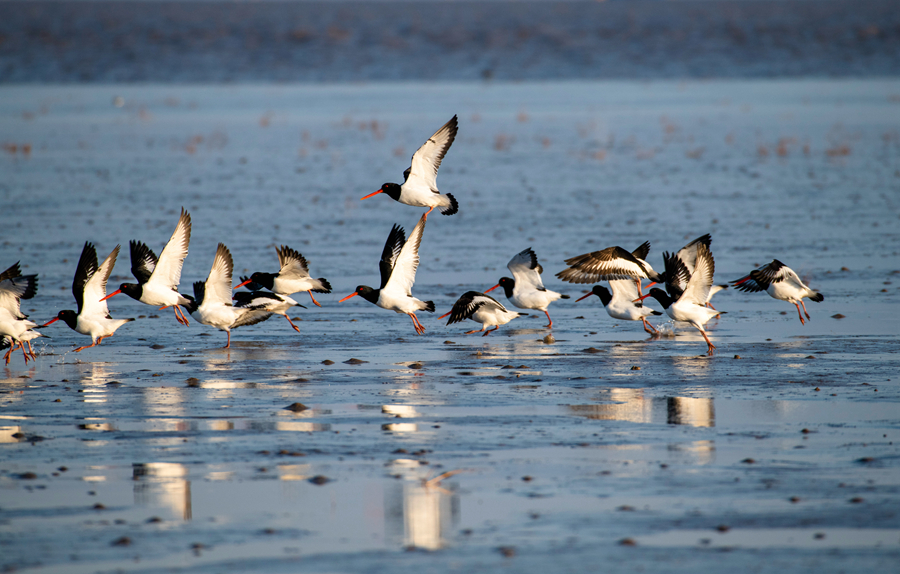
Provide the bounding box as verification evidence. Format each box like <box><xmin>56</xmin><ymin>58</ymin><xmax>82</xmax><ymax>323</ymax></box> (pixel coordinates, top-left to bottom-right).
<box><xmin>360</xmin><ymin>115</ymin><xmax>459</xmax><ymax>219</ymax></box>
<box><xmin>730</xmin><ymin>260</ymin><xmax>823</xmax><ymax>324</ymax></box>
<box><xmin>101</xmin><ymin>208</ymin><xmax>193</xmax><ymax>326</ymax></box>
<box><xmin>233</xmin><ymin>245</ymin><xmax>331</xmax><ymax>307</ymax></box>
<box><xmin>557</xmin><ymin>243</ymin><xmax>660</xmax><ymax>287</ymax></box>
<box><xmin>0</xmin><ymin>262</ymin><xmax>43</xmax><ymax>364</ymax></box>
<box><xmin>485</xmin><ymin>247</ymin><xmax>569</xmax><ymax>328</ymax></box>
<box><xmin>42</xmin><ymin>243</ymin><xmax>135</xmax><ymax>353</ymax></box>
<box><xmin>339</xmin><ymin>214</ymin><xmax>434</xmax><ymax>334</ymax></box>
<box><xmin>180</xmin><ymin>244</ymin><xmax>272</xmax><ymax>348</ymax></box>
<box><xmin>642</xmin><ymin>234</ymin><xmax>727</xmax><ymax>309</ymax></box>
<box><xmin>637</xmin><ymin>243</ymin><xmax>723</xmax><ymax>355</ymax></box>
<box><xmin>438</xmin><ymin>291</ymin><xmax>524</xmax><ymax>336</ymax></box>
<box><xmin>576</xmin><ymin>280</ymin><xmax>663</xmax><ymax>335</ymax></box>
<box><xmin>233</xmin><ymin>287</ymin><xmax>306</xmax><ymax>332</ymax></box>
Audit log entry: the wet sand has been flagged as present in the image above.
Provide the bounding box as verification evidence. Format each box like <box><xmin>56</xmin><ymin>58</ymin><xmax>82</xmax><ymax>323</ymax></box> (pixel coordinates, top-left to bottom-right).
<box><xmin>1</xmin><ymin>80</ymin><xmax>899</xmax><ymax>572</ymax></box>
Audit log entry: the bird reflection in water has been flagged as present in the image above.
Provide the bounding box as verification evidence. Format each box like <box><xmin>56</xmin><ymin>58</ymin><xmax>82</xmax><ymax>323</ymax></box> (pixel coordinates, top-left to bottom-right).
<box><xmin>133</xmin><ymin>462</ymin><xmax>192</xmax><ymax>520</ymax></box>
<box><xmin>385</xmin><ymin>462</ymin><xmax>462</xmax><ymax>550</ymax></box>
<box><xmin>568</xmin><ymin>388</ymin><xmax>715</xmax><ymax>427</ymax></box>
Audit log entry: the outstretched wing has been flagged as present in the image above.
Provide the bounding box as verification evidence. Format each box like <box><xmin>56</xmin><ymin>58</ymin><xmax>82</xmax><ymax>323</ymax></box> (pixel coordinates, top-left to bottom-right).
<box><xmin>204</xmin><ymin>244</ymin><xmax>234</xmax><ymax>306</ymax></box>
<box><xmin>146</xmin><ymin>207</ymin><xmax>191</xmax><ymax>291</ymax></box>
<box><xmin>231</xmin><ymin>308</ymin><xmax>274</xmax><ymax>329</ymax></box>
<box><xmin>378</xmin><ymin>224</ymin><xmax>406</xmax><ymax>289</ymax></box>
<box><xmin>384</xmin><ymin>215</ymin><xmax>426</xmax><ymax>297</ymax></box>
<box><xmin>276</xmin><ymin>245</ymin><xmax>312</xmax><ymax>280</ymax></box>
<box><xmin>662</xmin><ymin>250</ymin><xmax>692</xmax><ymax>300</ymax></box>
<box><xmin>731</xmin><ymin>259</ymin><xmax>787</xmax><ymax>292</ymax></box>
<box><xmin>675</xmin><ymin>234</ymin><xmax>712</xmax><ymax>273</ymax></box>
<box><xmin>0</xmin><ymin>262</ymin><xmax>22</xmax><ymax>283</ymax></box>
<box><xmin>446</xmin><ymin>291</ymin><xmax>506</xmax><ymax>325</ymax></box>
<box><xmin>681</xmin><ymin>243</ymin><xmax>715</xmax><ymax>306</ymax></box>
<box><xmin>0</xmin><ymin>274</ymin><xmax>38</xmax><ymax>318</ymax></box>
<box><xmin>507</xmin><ymin>247</ymin><xmax>544</xmax><ymax>291</ymax></box>
<box><xmin>405</xmin><ymin>115</ymin><xmax>458</xmax><ymax>193</ymax></box>
<box><xmin>556</xmin><ymin>246</ymin><xmax>649</xmax><ymax>284</ymax></box>
<box><xmin>83</xmin><ymin>244</ymin><xmax>120</xmax><ymax>319</ymax></box>
<box><xmin>129</xmin><ymin>240</ymin><xmax>158</xmax><ymax>285</ymax></box>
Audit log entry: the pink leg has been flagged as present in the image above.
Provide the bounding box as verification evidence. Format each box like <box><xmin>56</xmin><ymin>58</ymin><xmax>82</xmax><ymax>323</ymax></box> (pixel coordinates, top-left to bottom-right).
<box><xmin>308</xmin><ymin>292</ymin><xmax>322</xmax><ymax>307</ymax></box>
<box><xmin>284</xmin><ymin>314</ymin><xmax>301</xmax><ymax>333</ymax></box>
<box><xmin>795</xmin><ymin>302</ymin><xmax>806</xmax><ymax>325</ymax></box>
<box><xmin>635</xmin><ymin>279</ymin><xmax>643</xmax><ymax>297</ymax></box>
<box><xmin>423</xmin><ymin>206</ymin><xmax>435</xmax><ymax>220</ymax></box>
<box><xmin>800</xmin><ymin>299</ymin><xmax>811</xmax><ymax>320</ymax></box>
<box><xmin>642</xmin><ymin>318</ymin><xmax>658</xmax><ymax>335</ymax></box>
<box><xmin>482</xmin><ymin>326</ymin><xmax>499</xmax><ymax>337</ymax></box>
<box><xmin>698</xmin><ymin>329</ymin><xmax>716</xmax><ymax>355</ymax></box>
<box><xmin>544</xmin><ymin>311</ymin><xmax>553</xmax><ymax>329</ymax></box>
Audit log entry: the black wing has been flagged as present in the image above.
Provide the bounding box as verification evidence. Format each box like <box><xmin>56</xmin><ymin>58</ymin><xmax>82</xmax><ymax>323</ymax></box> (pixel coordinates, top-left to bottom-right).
<box><xmin>631</xmin><ymin>241</ymin><xmax>651</xmax><ymax>262</ymax></box>
<box><xmin>556</xmin><ymin>246</ymin><xmax>649</xmax><ymax>284</ymax></box>
<box><xmin>192</xmin><ymin>280</ymin><xmax>206</xmax><ymax>306</ymax></box>
<box><xmin>0</xmin><ymin>262</ymin><xmax>22</xmax><ymax>282</ymax></box>
<box><xmin>662</xmin><ymin>250</ymin><xmax>691</xmax><ymax>301</ymax></box>
<box><xmin>378</xmin><ymin>224</ymin><xmax>406</xmax><ymax>289</ymax></box>
<box><xmin>129</xmin><ymin>240</ymin><xmax>159</xmax><ymax>285</ymax></box>
<box><xmin>72</xmin><ymin>242</ymin><xmax>99</xmax><ymax>314</ymax></box>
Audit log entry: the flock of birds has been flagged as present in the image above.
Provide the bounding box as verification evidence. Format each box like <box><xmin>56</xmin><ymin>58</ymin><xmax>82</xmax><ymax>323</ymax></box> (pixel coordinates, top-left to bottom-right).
<box><xmin>1</xmin><ymin>115</ymin><xmax>825</xmax><ymax>365</ymax></box>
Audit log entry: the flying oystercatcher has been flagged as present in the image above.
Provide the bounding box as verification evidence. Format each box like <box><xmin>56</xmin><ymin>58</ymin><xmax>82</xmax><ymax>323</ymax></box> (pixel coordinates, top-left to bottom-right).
<box><xmin>180</xmin><ymin>244</ymin><xmax>273</xmax><ymax>348</ymax></box>
<box><xmin>101</xmin><ymin>208</ymin><xmax>193</xmax><ymax>326</ymax></box>
<box><xmin>233</xmin><ymin>245</ymin><xmax>331</xmax><ymax>307</ymax></box>
<box><xmin>339</xmin><ymin>214</ymin><xmax>434</xmax><ymax>334</ymax></box>
<box><xmin>439</xmin><ymin>291</ymin><xmax>524</xmax><ymax>336</ymax></box>
<box><xmin>485</xmin><ymin>247</ymin><xmax>569</xmax><ymax>328</ymax></box>
<box><xmin>730</xmin><ymin>260</ymin><xmax>823</xmax><ymax>324</ymax></box>
<box><xmin>360</xmin><ymin>116</ymin><xmax>459</xmax><ymax>220</ymax></box>
<box><xmin>42</xmin><ymin>243</ymin><xmax>135</xmax><ymax>353</ymax></box>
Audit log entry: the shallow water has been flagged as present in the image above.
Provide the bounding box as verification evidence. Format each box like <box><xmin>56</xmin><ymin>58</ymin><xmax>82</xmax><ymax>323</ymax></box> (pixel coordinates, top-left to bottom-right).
<box><xmin>1</xmin><ymin>79</ymin><xmax>899</xmax><ymax>573</ymax></box>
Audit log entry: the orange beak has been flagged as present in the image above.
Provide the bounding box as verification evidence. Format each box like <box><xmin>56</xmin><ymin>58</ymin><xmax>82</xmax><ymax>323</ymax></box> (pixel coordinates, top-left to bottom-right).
<box><xmin>634</xmin><ymin>294</ymin><xmax>652</xmax><ymax>303</ymax></box>
<box><xmin>575</xmin><ymin>292</ymin><xmax>595</xmax><ymax>302</ymax></box>
<box><xmin>360</xmin><ymin>189</ymin><xmax>383</xmax><ymax>200</ymax></box>
<box><xmin>644</xmin><ymin>281</ymin><xmax>658</xmax><ymax>289</ymax></box>
<box><xmin>99</xmin><ymin>289</ymin><xmax>121</xmax><ymax>302</ymax></box>
<box><xmin>484</xmin><ymin>284</ymin><xmax>500</xmax><ymax>293</ymax></box>
<box><xmin>338</xmin><ymin>292</ymin><xmax>358</xmax><ymax>303</ymax></box>
<box><xmin>437</xmin><ymin>311</ymin><xmax>451</xmax><ymax>320</ymax></box>
<box><xmin>39</xmin><ymin>317</ymin><xmax>59</xmax><ymax>328</ymax></box>
<box><xmin>233</xmin><ymin>278</ymin><xmax>252</xmax><ymax>290</ymax></box>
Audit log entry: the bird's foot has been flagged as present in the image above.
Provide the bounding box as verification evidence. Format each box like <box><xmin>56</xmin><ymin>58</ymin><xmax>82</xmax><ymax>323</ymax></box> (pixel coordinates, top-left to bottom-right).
<box><xmin>464</xmin><ymin>329</ymin><xmax>480</xmax><ymax>335</ymax></box>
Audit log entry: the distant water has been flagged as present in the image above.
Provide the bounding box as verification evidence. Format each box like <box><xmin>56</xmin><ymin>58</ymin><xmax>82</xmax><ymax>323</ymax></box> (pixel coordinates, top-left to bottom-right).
<box><xmin>1</xmin><ymin>0</ymin><xmax>898</xmax><ymax>83</ymax></box>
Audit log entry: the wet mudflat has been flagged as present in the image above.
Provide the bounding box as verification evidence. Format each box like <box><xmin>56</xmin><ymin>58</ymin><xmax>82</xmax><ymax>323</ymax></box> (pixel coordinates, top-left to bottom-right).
<box><xmin>1</xmin><ymin>80</ymin><xmax>899</xmax><ymax>573</ymax></box>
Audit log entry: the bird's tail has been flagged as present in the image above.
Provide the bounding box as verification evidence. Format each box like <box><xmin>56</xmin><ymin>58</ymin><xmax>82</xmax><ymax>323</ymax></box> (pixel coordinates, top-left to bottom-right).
<box><xmin>441</xmin><ymin>193</ymin><xmax>459</xmax><ymax>216</ymax></box>
<box><xmin>423</xmin><ymin>301</ymin><xmax>436</xmax><ymax>313</ymax></box>
<box><xmin>651</xmin><ymin>310</ymin><xmax>663</xmax><ymax>316</ymax></box>
<box><xmin>313</xmin><ymin>278</ymin><xmax>332</xmax><ymax>294</ymax></box>
<box><xmin>809</xmin><ymin>292</ymin><xmax>824</xmax><ymax>302</ymax></box>
<box><xmin>559</xmin><ymin>294</ymin><xmax>571</xmax><ymax>299</ymax></box>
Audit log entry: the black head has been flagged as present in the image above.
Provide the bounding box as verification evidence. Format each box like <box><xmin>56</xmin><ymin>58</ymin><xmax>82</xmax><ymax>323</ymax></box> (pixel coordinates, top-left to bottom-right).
<box><xmin>645</xmin><ymin>287</ymin><xmax>672</xmax><ymax>308</ymax></box>
<box><xmin>56</xmin><ymin>309</ymin><xmax>79</xmax><ymax>330</ymax></box>
<box><xmin>497</xmin><ymin>277</ymin><xmax>515</xmax><ymax>299</ymax></box>
<box><xmin>354</xmin><ymin>285</ymin><xmax>380</xmax><ymax>305</ymax></box>
<box><xmin>117</xmin><ymin>283</ymin><xmax>142</xmax><ymax>300</ymax></box>
<box><xmin>591</xmin><ymin>285</ymin><xmax>613</xmax><ymax>306</ymax></box>
<box><xmin>379</xmin><ymin>183</ymin><xmax>402</xmax><ymax>201</ymax></box>
<box><xmin>247</xmin><ymin>273</ymin><xmax>273</xmax><ymax>291</ymax></box>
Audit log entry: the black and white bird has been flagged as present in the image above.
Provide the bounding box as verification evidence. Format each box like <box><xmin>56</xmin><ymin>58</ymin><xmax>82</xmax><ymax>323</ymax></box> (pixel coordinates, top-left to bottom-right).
<box><xmin>0</xmin><ymin>262</ymin><xmax>43</xmax><ymax>364</ymax></box>
<box><xmin>556</xmin><ymin>242</ymin><xmax>662</xmax><ymax>295</ymax></box>
<box><xmin>232</xmin><ymin>287</ymin><xmax>306</xmax><ymax>332</ymax></box>
<box><xmin>233</xmin><ymin>245</ymin><xmax>331</xmax><ymax>308</ymax></box>
<box><xmin>42</xmin><ymin>243</ymin><xmax>135</xmax><ymax>353</ymax></box>
<box><xmin>102</xmin><ymin>208</ymin><xmax>193</xmax><ymax>326</ymax></box>
<box><xmin>438</xmin><ymin>291</ymin><xmax>524</xmax><ymax>336</ymax></box>
<box><xmin>576</xmin><ymin>280</ymin><xmax>663</xmax><ymax>335</ymax></box>
<box><xmin>338</xmin><ymin>214</ymin><xmax>434</xmax><ymax>334</ymax></box>
<box><xmin>730</xmin><ymin>260</ymin><xmax>823</xmax><ymax>324</ymax></box>
<box><xmin>180</xmin><ymin>244</ymin><xmax>273</xmax><ymax>348</ymax></box>
<box><xmin>642</xmin><ymin>234</ymin><xmax>727</xmax><ymax>310</ymax></box>
<box><xmin>485</xmin><ymin>247</ymin><xmax>569</xmax><ymax>328</ymax></box>
<box><xmin>360</xmin><ymin>115</ymin><xmax>459</xmax><ymax>219</ymax></box>
<box><xmin>637</xmin><ymin>243</ymin><xmax>723</xmax><ymax>355</ymax></box>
